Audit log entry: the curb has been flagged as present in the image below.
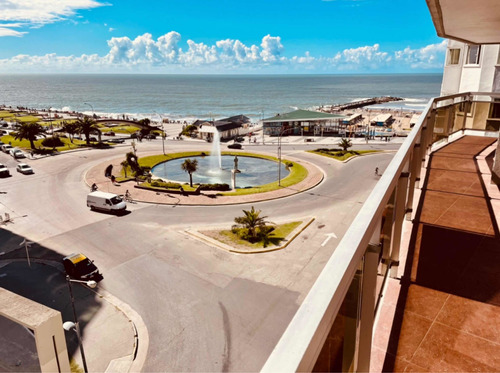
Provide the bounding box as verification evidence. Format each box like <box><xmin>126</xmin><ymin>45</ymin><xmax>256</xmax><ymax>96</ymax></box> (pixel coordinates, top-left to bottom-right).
<box><xmin>0</xmin><ymin>258</ymin><xmax>148</xmax><ymax>373</ymax></box>
<box><xmin>183</xmin><ymin>217</ymin><xmax>315</xmax><ymax>254</ymax></box>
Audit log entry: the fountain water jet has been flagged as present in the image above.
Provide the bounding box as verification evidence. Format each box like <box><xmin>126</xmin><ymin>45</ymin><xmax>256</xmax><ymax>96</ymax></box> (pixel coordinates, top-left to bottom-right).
<box><xmin>208</xmin><ymin>127</ymin><xmax>222</xmax><ymax>170</ymax></box>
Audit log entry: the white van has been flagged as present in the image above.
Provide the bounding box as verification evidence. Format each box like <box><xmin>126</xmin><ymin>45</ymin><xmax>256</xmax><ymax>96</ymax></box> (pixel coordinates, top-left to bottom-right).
<box><xmin>87</xmin><ymin>191</ymin><xmax>127</xmax><ymax>213</ymax></box>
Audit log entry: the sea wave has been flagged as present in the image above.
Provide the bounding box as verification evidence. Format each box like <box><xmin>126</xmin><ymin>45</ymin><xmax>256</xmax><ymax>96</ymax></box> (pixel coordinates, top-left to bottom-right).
<box><xmin>405</xmin><ymin>103</ymin><xmax>428</xmax><ymax>108</ymax></box>
<box><xmin>403</xmin><ymin>98</ymin><xmax>427</xmax><ymax>103</ymax></box>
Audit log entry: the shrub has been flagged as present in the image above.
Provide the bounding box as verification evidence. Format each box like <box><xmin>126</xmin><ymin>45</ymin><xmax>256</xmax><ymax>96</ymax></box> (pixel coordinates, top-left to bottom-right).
<box><xmin>199</xmin><ymin>183</ymin><xmax>230</xmax><ymax>191</ymax></box>
<box><xmin>150</xmin><ymin>180</ymin><xmax>182</xmax><ymax>189</ymax></box>
<box><xmin>41</xmin><ymin>136</ymin><xmax>64</xmax><ymax>147</ymax></box>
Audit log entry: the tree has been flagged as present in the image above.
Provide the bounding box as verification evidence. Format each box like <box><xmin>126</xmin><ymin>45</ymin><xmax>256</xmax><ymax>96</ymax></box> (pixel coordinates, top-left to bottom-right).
<box><xmin>234</xmin><ymin>206</ymin><xmax>273</xmax><ymax>242</ymax></box>
<box><xmin>14</xmin><ymin>122</ymin><xmax>44</xmax><ymax>149</ymax></box>
<box><xmin>181</xmin><ymin>158</ymin><xmax>198</xmax><ymax>187</ymax></box>
<box><xmin>76</xmin><ymin>116</ymin><xmax>99</xmax><ymax>145</ymax></box>
<box><xmin>338</xmin><ymin>138</ymin><xmax>352</xmax><ymax>152</ymax></box>
<box><xmin>126</xmin><ymin>152</ymin><xmax>141</xmax><ymax>175</ymax></box>
<box><xmin>61</xmin><ymin>121</ymin><xmax>79</xmax><ymax>143</ymax></box>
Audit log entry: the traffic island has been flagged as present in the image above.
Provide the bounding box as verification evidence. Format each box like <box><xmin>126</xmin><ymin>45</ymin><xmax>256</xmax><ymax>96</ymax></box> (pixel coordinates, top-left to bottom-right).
<box><xmin>184</xmin><ymin>217</ymin><xmax>315</xmax><ymax>254</ymax></box>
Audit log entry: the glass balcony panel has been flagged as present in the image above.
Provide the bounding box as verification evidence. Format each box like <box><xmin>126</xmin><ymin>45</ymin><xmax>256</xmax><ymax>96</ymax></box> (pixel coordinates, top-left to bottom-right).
<box><xmin>313</xmin><ymin>260</ymin><xmax>364</xmax><ymax>373</ymax></box>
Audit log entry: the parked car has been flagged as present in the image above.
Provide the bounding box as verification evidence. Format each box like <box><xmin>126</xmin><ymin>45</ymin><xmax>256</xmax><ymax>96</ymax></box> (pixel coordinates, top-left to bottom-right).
<box><xmin>63</xmin><ymin>253</ymin><xmax>103</xmax><ymax>282</ymax></box>
<box><xmin>1</xmin><ymin>144</ymin><xmax>13</xmax><ymax>153</ymax></box>
<box><xmin>9</xmin><ymin>148</ymin><xmax>26</xmax><ymax>159</ymax></box>
<box><xmin>228</xmin><ymin>143</ymin><xmax>243</xmax><ymax>149</ymax></box>
<box><xmin>235</xmin><ymin>136</ymin><xmax>245</xmax><ymax>142</ymax></box>
<box><xmin>145</xmin><ymin>133</ymin><xmax>157</xmax><ymax>139</ymax></box>
<box><xmin>16</xmin><ymin>163</ymin><xmax>34</xmax><ymax>174</ymax></box>
<box><xmin>0</xmin><ymin>163</ymin><xmax>10</xmax><ymax>177</ymax></box>
<box><xmin>108</xmin><ymin>138</ymin><xmax>125</xmax><ymax>144</ymax></box>
<box><xmin>107</xmin><ymin>131</ymin><xmax>115</xmax><ymax>136</ymax></box>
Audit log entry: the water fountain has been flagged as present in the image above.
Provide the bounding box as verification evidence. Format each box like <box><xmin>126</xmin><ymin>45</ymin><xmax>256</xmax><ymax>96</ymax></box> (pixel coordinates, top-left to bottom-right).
<box><xmin>151</xmin><ymin>121</ymin><xmax>290</xmax><ymax>188</ymax></box>
<box><xmin>208</xmin><ymin>127</ymin><xmax>222</xmax><ymax>170</ymax></box>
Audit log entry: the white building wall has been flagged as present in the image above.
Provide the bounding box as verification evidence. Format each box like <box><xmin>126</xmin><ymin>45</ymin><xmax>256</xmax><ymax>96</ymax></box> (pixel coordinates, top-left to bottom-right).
<box><xmin>441</xmin><ymin>40</ymin><xmax>500</xmax><ymax>95</ymax></box>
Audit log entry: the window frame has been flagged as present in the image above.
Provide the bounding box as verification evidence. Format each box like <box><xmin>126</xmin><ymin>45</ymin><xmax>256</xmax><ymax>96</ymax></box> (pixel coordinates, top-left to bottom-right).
<box><xmin>465</xmin><ymin>44</ymin><xmax>481</xmax><ymax>66</ymax></box>
<box><xmin>447</xmin><ymin>48</ymin><xmax>461</xmax><ymax>65</ymax></box>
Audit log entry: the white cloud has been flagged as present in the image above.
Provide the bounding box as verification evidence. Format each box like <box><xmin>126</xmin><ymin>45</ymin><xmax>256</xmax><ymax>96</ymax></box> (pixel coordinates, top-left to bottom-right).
<box><xmin>260</xmin><ymin>35</ymin><xmax>284</xmax><ymax>62</ymax></box>
<box><xmin>329</xmin><ymin>44</ymin><xmax>392</xmax><ymax>70</ymax></box>
<box><xmin>0</xmin><ymin>0</ymin><xmax>106</xmax><ymax>37</ymax></box>
<box><xmin>0</xmin><ymin>32</ymin><xmax>446</xmax><ymax>73</ymax></box>
<box><xmin>394</xmin><ymin>40</ymin><xmax>447</xmax><ymax>69</ymax></box>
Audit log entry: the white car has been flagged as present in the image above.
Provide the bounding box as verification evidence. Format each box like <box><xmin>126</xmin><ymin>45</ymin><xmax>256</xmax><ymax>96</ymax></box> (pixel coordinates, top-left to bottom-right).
<box><xmin>1</xmin><ymin>144</ymin><xmax>13</xmax><ymax>153</ymax></box>
<box><xmin>0</xmin><ymin>163</ymin><xmax>10</xmax><ymax>177</ymax></box>
<box><xmin>16</xmin><ymin>163</ymin><xmax>34</xmax><ymax>174</ymax></box>
<box><xmin>9</xmin><ymin>148</ymin><xmax>26</xmax><ymax>159</ymax></box>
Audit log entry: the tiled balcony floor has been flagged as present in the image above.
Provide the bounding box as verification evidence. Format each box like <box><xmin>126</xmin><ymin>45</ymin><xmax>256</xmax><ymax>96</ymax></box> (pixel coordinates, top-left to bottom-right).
<box><xmin>372</xmin><ymin>136</ymin><xmax>500</xmax><ymax>372</ymax></box>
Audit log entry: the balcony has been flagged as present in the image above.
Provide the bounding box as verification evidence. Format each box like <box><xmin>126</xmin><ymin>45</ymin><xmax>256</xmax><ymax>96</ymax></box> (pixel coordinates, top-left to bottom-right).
<box><xmin>262</xmin><ymin>93</ymin><xmax>500</xmax><ymax>372</ymax></box>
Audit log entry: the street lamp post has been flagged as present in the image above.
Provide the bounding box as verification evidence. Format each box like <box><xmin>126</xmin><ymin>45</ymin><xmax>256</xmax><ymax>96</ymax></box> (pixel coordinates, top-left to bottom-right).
<box><xmin>277</xmin><ymin>127</ymin><xmax>296</xmax><ymax>187</ymax></box>
<box><xmin>154</xmin><ymin>112</ymin><xmax>166</xmax><ymax>155</ymax></box>
<box><xmin>83</xmin><ymin>102</ymin><xmax>94</xmax><ymax>118</ymax></box>
<box><xmin>65</xmin><ymin>277</ymin><xmax>97</xmax><ymax>373</ymax></box>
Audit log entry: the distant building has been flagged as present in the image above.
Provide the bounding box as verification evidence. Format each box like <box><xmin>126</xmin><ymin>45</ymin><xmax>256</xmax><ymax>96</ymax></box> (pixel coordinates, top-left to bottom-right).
<box><xmin>370</xmin><ymin>113</ymin><xmax>393</xmax><ymax>126</ymax></box>
<box><xmin>197</xmin><ymin>114</ymin><xmax>251</xmax><ymax>141</ymax></box>
<box><xmin>262</xmin><ymin>109</ymin><xmax>345</xmax><ymax>136</ymax></box>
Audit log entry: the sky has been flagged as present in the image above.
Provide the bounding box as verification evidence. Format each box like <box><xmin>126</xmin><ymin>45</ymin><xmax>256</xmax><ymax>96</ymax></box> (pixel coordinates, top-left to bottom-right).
<box><xmin>0</xmin><ymin>0</ymin><xmax>447</xmax><ymax>74</ymax></box>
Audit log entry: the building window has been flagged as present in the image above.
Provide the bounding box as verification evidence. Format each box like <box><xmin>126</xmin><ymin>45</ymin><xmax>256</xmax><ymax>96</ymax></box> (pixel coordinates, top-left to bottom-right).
<box><xmin>466</xmin><ymin>45</ymin><xmax>481</xmax><ymax>65</ymax></box>
<box><xmin>497</xmin><ymin>48</ymin><xmax>500</xmax><ymax>65</ymax></box>
<box><xmin>489</xmin><ymin>101</ymin><xmax>500</xmax><ymax>119</ymax></box>
<box><xmin>447</xmin><ymin>48</ymin><xmax>460</xmax><ymax>65</ymax></box>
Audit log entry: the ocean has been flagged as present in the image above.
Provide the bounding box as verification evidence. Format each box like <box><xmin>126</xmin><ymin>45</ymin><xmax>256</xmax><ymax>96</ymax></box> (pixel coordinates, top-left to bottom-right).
<box><xmin>0</xmin><ymin>74</ymin><xmax>442</xmax><ymax>122</ymax></box>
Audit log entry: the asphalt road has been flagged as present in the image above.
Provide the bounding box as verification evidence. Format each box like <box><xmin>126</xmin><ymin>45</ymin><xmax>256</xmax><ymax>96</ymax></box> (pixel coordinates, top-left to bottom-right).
<box><xmin>0</xmin><ymin>139</ymin><xmax>395</xmax><ymax>371</ymax></box>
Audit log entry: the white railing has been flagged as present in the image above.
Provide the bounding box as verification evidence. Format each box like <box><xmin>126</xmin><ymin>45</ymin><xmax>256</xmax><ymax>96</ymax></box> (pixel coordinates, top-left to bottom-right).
<box><xmin>261</xmin><ymin>92</ymin><xmax>499</xmax><ymax>372</ymax></box>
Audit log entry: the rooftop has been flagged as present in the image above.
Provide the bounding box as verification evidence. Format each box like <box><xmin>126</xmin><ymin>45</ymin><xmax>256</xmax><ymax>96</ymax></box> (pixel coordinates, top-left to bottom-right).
<box><xmin>263</xmin><ymin>109</ymin><xmax>345</xmax><ymax>122</ymax></box>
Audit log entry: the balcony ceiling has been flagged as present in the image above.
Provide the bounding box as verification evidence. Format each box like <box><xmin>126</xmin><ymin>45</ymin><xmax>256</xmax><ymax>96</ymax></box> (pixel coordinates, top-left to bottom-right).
<box><xmin>427</xmin><ymin>0</ymin><xmax>500</xmax><ymax>44</ymax></box>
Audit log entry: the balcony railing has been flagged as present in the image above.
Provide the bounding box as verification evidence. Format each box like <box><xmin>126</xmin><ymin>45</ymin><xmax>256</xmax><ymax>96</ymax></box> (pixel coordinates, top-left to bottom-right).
<box><xmin>261</xmin><ymin>92</ymin><xmax>500</xmax><ymax>372</ymax></box>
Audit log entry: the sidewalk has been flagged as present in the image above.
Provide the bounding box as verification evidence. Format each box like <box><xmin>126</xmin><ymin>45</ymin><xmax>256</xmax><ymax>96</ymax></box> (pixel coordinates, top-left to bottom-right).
<box><xmin>0</xmin><ymin>260</ymin><xmax>145</xmax><ymax>373</ymax></box>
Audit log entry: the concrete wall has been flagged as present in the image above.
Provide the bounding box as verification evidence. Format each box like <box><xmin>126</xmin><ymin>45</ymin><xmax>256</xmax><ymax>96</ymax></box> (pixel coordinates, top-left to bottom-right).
<box><xmin>0</xmin><ymin>288</ymin><xmax>70</xmax><ymax>373</ymax></box>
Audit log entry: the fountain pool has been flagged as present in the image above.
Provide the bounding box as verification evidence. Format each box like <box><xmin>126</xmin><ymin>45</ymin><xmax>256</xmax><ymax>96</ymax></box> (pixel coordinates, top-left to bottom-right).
<box><xmin>151</xmin><ymin>155</ymin><xmax>290</xmax><ymax>188</ymax></box>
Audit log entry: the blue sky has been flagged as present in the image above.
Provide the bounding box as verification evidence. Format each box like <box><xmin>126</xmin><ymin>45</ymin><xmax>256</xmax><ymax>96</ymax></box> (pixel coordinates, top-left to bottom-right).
<box><xmin>0</xmin><ymin>0</ymin><xmax>446</xmax><ymax>74</ymax></box>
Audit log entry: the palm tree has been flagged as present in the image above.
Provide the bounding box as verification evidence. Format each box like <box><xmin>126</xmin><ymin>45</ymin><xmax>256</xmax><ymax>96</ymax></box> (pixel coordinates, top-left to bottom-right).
<box><xmin>61</xmin><ymin>121</ymin><xmax>79</xmax><ymax>143</ymax></box>
<box><xmin>121</xmin><ymin>160</ymin><xmax>129</xmax><ymax>177</ymax></box>
<box><xmin>234</xmin><ymin>206</ymin><xmax>273</xmax><ymax>241</ymax></box>
<box><xmin>14</xmin><ymin>122</ymin><xmax>44</xmax><ymax>149</ymax></box>
<box><xmin>338</xmin><ymin>137</ymin><xmax>352</xmax><ymax>152</ymax></box>
<box><xmin>181</xmin><ymin>158</ymin><xmax>198</xmax><ymax>187</ymax></box>
<box><xmin>76</xmin><ymin>116</ymin><xmax>99</xmax><ymax>145</ymax></box>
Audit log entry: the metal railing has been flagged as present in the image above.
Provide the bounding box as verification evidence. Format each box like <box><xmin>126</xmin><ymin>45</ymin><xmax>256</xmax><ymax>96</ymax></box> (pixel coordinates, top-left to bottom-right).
<box><xmin>261</xmin><ymin>92</ymin><xmax>499</xmax><ymax>372</ymax></box>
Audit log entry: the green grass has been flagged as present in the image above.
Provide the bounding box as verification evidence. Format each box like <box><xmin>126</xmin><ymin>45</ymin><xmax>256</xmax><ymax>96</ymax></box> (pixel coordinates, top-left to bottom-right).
<box><xmin>308</xmin><ymin>149</ymin><xmax>380</xmax><ymax>161</ymax></box>
<box><xmin>100</xmin><ymin>125</ymin><xmax>139</xmax><ymax>134</ymax></box>
<box><xmin>206</xmin><ymin>221</ymin><xmax>302</xmax><ymax>249</ymax></box>
<box><xmin>1</xmin><ymin>134</ymin><xmax>87</xmax><ymax>151</ymax></box>
<box><xmin>16</xmin><ymin>115</ymin><xmax>42</xmax><ymax>123</ymax></box>
<box><xmin>0</xmin><ymin>111</ymin><xmax>15</xmax><ymax>118</ymax></box>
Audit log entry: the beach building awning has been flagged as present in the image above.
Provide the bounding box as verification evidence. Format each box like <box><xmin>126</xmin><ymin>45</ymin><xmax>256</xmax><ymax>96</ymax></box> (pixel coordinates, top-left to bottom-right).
<box><xmin>263</xmin><ymin>109</ymin><xmax>345</xmax><ymax>123</ymax></box>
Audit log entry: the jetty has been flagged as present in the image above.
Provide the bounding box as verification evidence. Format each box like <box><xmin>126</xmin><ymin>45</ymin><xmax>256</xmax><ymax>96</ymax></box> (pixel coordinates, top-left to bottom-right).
<box><xmin>319</xmin><ymin>96</ymin><xmax>403</xmax><ymax>113</ymax></box>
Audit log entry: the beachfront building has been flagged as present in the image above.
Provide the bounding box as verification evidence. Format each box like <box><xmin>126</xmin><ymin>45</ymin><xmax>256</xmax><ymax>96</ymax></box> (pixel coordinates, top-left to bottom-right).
<box><xmin>262</xmin><ymin>109</ymin><xmax>345</xmax><ymax>137</ymax></box>
<box><xmin>197</xmin><ymin>114</ymin><xmax>250</xmax><ymax>141</ymax></box>
<box><xmin>262</xmin><ymin>1</ymin><xmax>500</xmax><ymax>372</ymax></box>
<box><xmin>370</xmin><ymin>113</ymin><xmax>393</xmax><ymax>126</ymax></box>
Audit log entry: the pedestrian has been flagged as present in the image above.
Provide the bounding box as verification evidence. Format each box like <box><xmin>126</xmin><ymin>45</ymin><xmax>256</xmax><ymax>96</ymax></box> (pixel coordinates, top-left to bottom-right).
<box><xmin>375</xmin><ymin>167</ymin><xmax>379</xmax><ymax>176</ymax></box>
